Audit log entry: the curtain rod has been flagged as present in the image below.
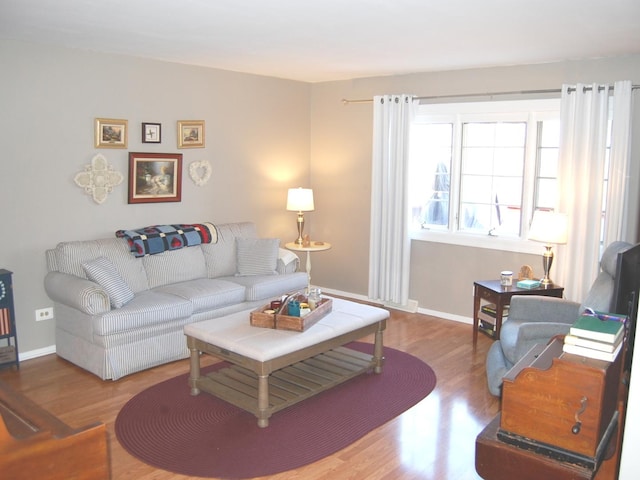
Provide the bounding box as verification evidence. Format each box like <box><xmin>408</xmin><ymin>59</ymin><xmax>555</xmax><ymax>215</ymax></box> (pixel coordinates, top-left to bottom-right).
<box><xmin>341</xmin><ymin>84</ymin><xmax>640</xmax><ymax>105</ymax></box>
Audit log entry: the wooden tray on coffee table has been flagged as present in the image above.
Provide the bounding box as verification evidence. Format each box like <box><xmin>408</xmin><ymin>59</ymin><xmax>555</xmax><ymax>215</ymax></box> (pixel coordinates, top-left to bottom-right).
<box><xmin>250</xmin><ymin>297</ymin><xmax>332</xmax><ymax>332</ymax></box>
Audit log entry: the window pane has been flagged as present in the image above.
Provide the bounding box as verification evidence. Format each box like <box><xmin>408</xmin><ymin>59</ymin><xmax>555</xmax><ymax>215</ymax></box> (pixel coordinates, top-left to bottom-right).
<box><xmin>461</xmin><ymin>121</ymin><xmax>525</xmax><ymax>236</ymax></box>
<box><xmin>462</xmin><ymin>147</ymin><xmax>494</xmax><ymax>174</ymax></box>
<box><xmin>536</xmin><ymin>178</ymin><xmax>557</xmax><ymax>209</ymax></box>
<box><xmin>463</xmin><ymin>123</ymin><xmax>495</xmax><ymax>147</ymax></box>
<box><xmin>534</xmin><ymin>120</ymin><xmax>560</xmax><ymax>211</ymax></box>
<box><xmin>540</xmin><ymin>119</ymin><xmax>560</xmax><ymax>146</ymax></box>
<box><xmin>493</xmin><ymin>177</ymin><xmax>523</xmax><ymax>206</ymax></box>
<box><xmin>409</xmin><ymin>123</ymin><xmax>453</xmax><ymax>229</ymax></box>
<box><xmin>459</xmin><ymin>203</ymin><xmax>490</xmax><ymax>231</ymax></box>
<box><xmin>495</xmin><ymin>123</ymin><xmax>526</xmax><ymax>146</ymax></box>
<box><xmin>493</xmin><ymin>148</ymin><xmax>524</xmax><ymax>176</ymax></box>
<box><xmin>538</xmin><ymin>149</ymin><xmax>558</xmax><ymax>177</ymax></box>
<box><xmin>461</xmin><ymin>175</ymin><xmax>493</xmax><ymax>203</ymax></box>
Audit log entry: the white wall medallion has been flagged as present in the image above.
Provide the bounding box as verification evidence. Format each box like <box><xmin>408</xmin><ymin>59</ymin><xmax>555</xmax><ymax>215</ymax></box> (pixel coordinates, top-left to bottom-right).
<box><xmin>74</xmin><ymin>153</ymin><xmax>123</xmax><ymax>204</ymax></box>
<box><xmin>189</xmin><ymin>160</ymin><xmax>212</xmax><ymax>186</ymax></box>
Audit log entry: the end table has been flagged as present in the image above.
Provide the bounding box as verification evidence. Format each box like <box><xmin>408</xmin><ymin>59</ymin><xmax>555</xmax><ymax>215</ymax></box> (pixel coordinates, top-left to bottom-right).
<box><xmin>473</xmin><ymin>279</ymin><xmax>564</xmax><ymax>346</ymax></box>
<box><xmin>285</xmin><ymin>241</ymin><xmax>331</xmax><ymax>291</ymax></box>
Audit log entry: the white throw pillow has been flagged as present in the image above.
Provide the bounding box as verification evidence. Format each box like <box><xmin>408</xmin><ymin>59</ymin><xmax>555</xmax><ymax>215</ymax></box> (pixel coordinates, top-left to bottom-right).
<box><xmin>82</xmin><ymin>257</ymin><xmax>135</xmax><ymax>308</ymax></box>
<box><xmin>236</xmin><ymin>238</ymin><xmax>279</xmax><ymax>276</ymax></box>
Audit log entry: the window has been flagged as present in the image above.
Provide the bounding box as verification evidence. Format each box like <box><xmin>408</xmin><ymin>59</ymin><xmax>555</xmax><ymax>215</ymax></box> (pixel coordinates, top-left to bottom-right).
<box><xmin>408</xmin><ymin>99</ymin><xmax>561</xmax><ymax>252</ymax></box>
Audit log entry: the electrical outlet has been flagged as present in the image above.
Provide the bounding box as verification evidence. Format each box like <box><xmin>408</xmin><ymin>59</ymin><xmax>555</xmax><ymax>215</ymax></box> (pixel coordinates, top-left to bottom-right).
<box><xmin>35</xmin><ymin>307</ymin><xmax>54</xmax><ymax>321</ymax></box>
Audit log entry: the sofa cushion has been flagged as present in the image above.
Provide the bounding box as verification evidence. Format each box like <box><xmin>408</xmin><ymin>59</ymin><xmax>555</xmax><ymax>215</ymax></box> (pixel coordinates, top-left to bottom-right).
<box><xmin>50</xmin><ymin>238</ymin><xmax>149</xmax><ymax>293</ymax></box>
<box><xmin>201</xmin><ymin>222</ymin><xmax>258</xmax><ymax>278</ymax></box>
<box><xmin>93</xmin><ymin>291</ymin><xmax>193</xmax><ymax>336</ymax></box>
<box><xmin>143</xmin><ymin>247</ymin><xmax>207</xmax><ymax>289</ymax></box>
<box><xmin>82</xmin><ymin>257</ymin><xmax>134</xmax><ymax>308</ymax></box>
<box><xmin>236</xmin><ymin>238</ymin><xmax>279</xmax><ymax>276</ymax></box>
<box><xmin>54</xmin><ymin>240</ymin><xmax>102</xmax><ymax>278</ymax></box>
<box><xmin>154</xmin><ymin>278</ymin><xmax>246</xmax><ymax>313</ymax></box>
<box><xmin>222</xmin><ymin>272</ymin><xmax>308</xmax><ymax>302</ymax></box>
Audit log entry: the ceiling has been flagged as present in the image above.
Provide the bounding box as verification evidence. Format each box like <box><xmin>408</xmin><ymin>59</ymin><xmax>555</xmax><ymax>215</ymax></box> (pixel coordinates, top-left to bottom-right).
<box><xmin>1</xmin><ymin>0</ymin><xmax>639</xmax><ymax>83</ymax></box>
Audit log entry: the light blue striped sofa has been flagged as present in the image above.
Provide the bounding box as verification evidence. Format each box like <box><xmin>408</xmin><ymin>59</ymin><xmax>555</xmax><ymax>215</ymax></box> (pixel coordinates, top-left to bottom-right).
<box><xmin>44</xmin><ymin>222</ymin><xmax>307</xmax><ymax>380</ymax></box>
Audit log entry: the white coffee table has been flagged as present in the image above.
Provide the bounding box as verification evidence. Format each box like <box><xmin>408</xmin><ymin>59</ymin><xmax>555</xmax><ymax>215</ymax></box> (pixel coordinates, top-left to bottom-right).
<box><xmin>184</xmin><ymin>297</ymin><xmax>388</xmax><ymax>427</ymax></box>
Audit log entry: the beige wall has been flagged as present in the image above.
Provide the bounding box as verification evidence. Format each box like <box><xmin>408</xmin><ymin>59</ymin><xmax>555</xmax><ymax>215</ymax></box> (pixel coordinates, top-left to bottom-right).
<box><xmin>309</xmin><ymin>57</ymin><xmax>640</xmax><ymax>319</ymax></box>
<box><xmin>2</xmin><ymin>37</ymin><xmax>640</xmax><ymax>356</ymax></box>
<box><xmin>0</xmin><ymin>39</ymin><xmax>311</xmax><ymax>354</ymax></box>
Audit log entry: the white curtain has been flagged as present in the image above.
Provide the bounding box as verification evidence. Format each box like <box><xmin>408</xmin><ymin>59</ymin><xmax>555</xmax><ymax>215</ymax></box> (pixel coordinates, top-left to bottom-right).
<box><xmin>368</xmin><ymin>94</ymin><xmax>416</xmax><ymax>306</ymax></box>
<box><xmin>555</xmin><ymin>81</ymin><xmax>633</xmax><ymax>303</ymax></box>
<box><xmin>605</xmin><ymin>81</ymin><xmax>633</xmax><ymax>242</ymax></box>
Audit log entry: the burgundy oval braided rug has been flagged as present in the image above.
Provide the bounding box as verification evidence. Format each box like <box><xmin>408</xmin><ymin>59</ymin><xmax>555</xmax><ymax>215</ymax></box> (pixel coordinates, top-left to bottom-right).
<box><xmin>115</xmin><ymin>342</ymin><xmax>436</xmax><ymax>479</ymax></box>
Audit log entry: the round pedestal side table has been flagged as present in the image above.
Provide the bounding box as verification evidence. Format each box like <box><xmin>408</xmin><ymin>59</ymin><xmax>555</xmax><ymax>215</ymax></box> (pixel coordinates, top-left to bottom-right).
<box><xmin>285</xmin><ymin>241</ymin><xmax>332</xmax><ymax>292</ymax></box>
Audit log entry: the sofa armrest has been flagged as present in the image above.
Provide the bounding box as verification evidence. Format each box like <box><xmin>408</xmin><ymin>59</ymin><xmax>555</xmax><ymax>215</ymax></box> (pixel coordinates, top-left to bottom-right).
<box><xmin>44</xmin><ymin>271</ymin><xmax>111</xmax><ymax>315</ymax></box>
<box><xmin>277</xmin><ymin>248</ymin><xmax>300</xmax><ymax>274</ymax></box>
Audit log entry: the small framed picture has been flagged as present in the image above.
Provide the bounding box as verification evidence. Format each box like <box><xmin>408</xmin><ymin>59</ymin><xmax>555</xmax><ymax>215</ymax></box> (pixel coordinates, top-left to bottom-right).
<box><xmin>128</xmin><ymin>152</ymin><xmax>182</xmax><ymax>204</ymax></box>
<box><xmin>177</xmin><ymin>120</ymin><xmax>205</xmax><ymax>148</ymax></box>
<box><xmin>142</xmin><ymin>122</ymin><xmax>161</xmax><ymax>143</ymax></box>
<box><xmin>95</xmin><ymin>118</ymin><xmax>128</xmax><ymax>148</ymax></box>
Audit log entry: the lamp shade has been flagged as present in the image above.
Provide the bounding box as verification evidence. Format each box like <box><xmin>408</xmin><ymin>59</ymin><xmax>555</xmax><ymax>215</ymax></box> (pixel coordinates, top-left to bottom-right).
<box><xmin>528</xmin><ymin>211</ymin><xmax>568</xmax><ymax>245</ymax></box>
<box><xmin>286</xmin><ymin>188</ymin><xmax>314</xmax><ymax>212</ymax></box>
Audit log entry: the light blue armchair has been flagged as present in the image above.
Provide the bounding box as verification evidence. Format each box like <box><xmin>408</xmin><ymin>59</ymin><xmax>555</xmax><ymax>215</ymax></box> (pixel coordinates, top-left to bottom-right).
<box><xmin>485</xmin><ymin>241</ymin><xmax>632</xmax><ymax>396</ymax></box>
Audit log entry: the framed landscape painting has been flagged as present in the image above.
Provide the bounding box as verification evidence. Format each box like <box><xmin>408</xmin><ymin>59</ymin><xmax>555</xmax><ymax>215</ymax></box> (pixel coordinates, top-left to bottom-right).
<box><xmin>128</xmin><ymin>152</ymin><xmax>182</xmax><ymax>204</ymax></box>
<box><xmin>95</xmin><ymin>118</ymin><xmax>128</xmax><ymax>148</ymax></box>
<box><xmin>177</xmin><ymin>120</ymin><xmax>205</xmax><ymax>148</ymax></box>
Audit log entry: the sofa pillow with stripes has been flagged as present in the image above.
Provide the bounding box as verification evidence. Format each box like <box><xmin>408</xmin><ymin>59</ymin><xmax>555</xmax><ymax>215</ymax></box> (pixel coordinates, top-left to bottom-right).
<box><xmin>236</xmin><ymin>238</ymin><xmax>279</xmax><ymax>276</ymax></box>
<box><xmin>83</xmin><ymin>256</ymin><xmax>135</xmax><ymax>308</ymax></box>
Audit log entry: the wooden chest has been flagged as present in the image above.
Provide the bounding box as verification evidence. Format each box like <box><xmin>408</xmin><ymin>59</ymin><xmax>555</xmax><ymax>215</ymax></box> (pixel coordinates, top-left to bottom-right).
<box><xmin>499</xmin><ymin>338</ymin><xmax>622</xmax><ymax>468</ymax></box>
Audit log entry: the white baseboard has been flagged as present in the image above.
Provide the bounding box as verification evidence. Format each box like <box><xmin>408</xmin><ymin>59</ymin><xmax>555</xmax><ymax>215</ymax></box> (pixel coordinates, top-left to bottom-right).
<box><xmin>320</xmin><ymin>287</ymin><xmax>418</xmax><ymax>311</ymax></box>
<box><xmin>382</xmin><ymin>299</ymin><xmax>419</xmax><ymax>313</ymax></box>
<box><xmin>19</xmin><ymin>345</ymin><xmax>56</xmax><ymax>362</ymax></box>
<box><xmin>318</xmin><ymin>286</ymin><xmax>470</xmax><ymax>320</ymax></box>
<box><xmin>417</xmin><ymin>307</ymin><xmax>472</xmax><ymax>325</ymax></box>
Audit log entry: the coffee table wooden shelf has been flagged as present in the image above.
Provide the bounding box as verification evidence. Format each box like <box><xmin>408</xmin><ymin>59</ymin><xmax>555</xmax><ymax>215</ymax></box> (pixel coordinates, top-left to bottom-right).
<box><xmin>194</xmin><ymin>346</ymin><xmax>375</xmax><ymax>419</ymax></box>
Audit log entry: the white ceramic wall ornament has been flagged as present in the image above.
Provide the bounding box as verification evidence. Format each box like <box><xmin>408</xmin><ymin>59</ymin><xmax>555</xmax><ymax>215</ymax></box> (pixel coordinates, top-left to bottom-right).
<box><xmin>74</xmin><ymin>153</ymin><xmax>124</xmax><ymax>204</ymax></box>
<box><xmin>189</xmin><ymin>159</ymin><xmax>212</xmax><ymax>186</ymax></box>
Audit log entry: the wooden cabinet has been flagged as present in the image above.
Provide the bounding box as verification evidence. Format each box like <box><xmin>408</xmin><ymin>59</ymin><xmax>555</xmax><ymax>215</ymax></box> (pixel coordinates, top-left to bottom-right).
<box><xmin>501</xmin><ymin>339</ymin><xmax>621</xmax><ymax>467</ymax></box>
<box><xmin>0</xmin><ymin>269</ymin><xmax>18</xmax><ymax>370</ymax></box>
<box><xmin>477</xmin><ymin>338</ymin><xmax>625</xmax><ymax>479</ymax></box>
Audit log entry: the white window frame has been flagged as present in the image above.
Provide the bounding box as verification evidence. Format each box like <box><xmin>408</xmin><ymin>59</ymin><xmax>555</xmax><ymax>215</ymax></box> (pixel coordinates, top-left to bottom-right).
<box><xmin>409</xmin><ymin>98</ymin><xmax>561</xmax><ymax>254</ymax></box>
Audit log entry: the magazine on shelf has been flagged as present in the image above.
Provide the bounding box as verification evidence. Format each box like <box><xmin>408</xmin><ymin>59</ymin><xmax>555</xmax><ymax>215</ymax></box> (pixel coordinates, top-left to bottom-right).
<box><xmin>481</xmin><ymin>303</ymin><xmax>509</xmax><ymax>317</ymax></box>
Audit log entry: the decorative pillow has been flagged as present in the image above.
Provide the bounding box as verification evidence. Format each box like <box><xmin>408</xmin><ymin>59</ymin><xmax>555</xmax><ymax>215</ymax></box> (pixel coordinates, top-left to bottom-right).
<box><xmin>236</xmin><ymin>238</ymin><xmax>279</xmax><ymax>276</ymax></box>
<box><xmin>82</xmin><ymin>257</ymin><xmax>135</xmax><ymax>308</ymax></box>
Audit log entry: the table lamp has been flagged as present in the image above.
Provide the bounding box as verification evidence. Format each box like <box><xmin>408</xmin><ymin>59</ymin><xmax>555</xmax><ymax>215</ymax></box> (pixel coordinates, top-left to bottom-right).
<box><xmin>528</xmin><ymin>211</ymin><xmax>568</xmax><ymax>286</ymax></box>
<box><xmin>287</xmin><ymin>187</ymin><xmax>314</xmax><ymax>245</ymax></box>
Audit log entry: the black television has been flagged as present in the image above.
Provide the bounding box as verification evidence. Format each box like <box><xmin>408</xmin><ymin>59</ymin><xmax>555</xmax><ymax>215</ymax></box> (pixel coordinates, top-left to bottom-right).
<box><xmin>612</xmin><ymin>242</ymin><xmax>640</xmax><ymax>371</ymax></box>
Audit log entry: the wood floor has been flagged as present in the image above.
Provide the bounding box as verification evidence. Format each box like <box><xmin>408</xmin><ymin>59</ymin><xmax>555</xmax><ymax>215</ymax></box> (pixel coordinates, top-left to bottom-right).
<box><xmin>0</xmin><ymin>309</ymin><xmax>500</xmax><ymax>480</ymax></box>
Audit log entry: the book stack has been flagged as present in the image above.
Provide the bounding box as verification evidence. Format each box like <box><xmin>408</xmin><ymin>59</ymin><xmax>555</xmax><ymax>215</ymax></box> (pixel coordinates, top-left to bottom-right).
<box><xmin>562</xmin><ymin>311</ymin><xmax>626</xmax><ymax>362</ymax></box>
<box><xmin>478</xmin><ymin>303</ymin><xmax>509</xmax><ymax>337</ymax></box>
